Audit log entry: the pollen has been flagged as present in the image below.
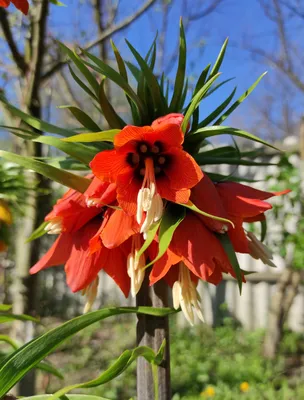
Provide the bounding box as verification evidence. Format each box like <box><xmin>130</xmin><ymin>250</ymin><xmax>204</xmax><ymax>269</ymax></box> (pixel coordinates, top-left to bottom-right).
<box><xmin>139</xmin><ymin>144</ymin><xmax>148</xmax><ymax>153</ymax></box>
<box><xmin>158</xmin><ymin>156</ymin><xmax>166</xmax><ymax>165</ymax></box>
<box><xmin>45</xmin><ymin>217</ymin><xmax>62</xmax><ymax>234</ymax></box>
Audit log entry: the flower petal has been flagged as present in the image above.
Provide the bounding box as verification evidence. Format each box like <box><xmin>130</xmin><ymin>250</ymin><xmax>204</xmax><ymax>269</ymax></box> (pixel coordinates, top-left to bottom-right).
<box><xmin>172</xmin><ymin>213</ymin><xmax>232</xmax><ymax>282</ymax></box>
<box><xmin>11</xmin><ymin>0</ymin><xmax>29</xmax><ymax>14</ymax></box>
<box><xmin>101</xmin><ymin>209</ymin><xmax>139</xmax><ymax>248</ymax></box>
<box><xmin>90</xmin><ymin>149</ymin><xmax>130</xmax><ymax>183</ymax></box>
<box><xmin>148</xmin><ymin>241</ymin><xmax>181</xmax><ymax>285</ymax></box>
<box><xmin>228</xmin><ymin>216</ymin><xmax>250</xmax><ymax>253</ymax></box>
<box><xmin>84</xmin><ymin>177</ymin><xmax>117</xmax><ymax>205</ymax></box>
<box><xmin>164</xmin><ymin>148</ymin><xmax>203</xmax><ymax>190</ymax></box>
<box><xmin>30</xmin><ymin>233</ymin><xmax>73</xmax><ymax>274</ymax></box>
<box><xmin>102</xmin><ymin>245</ymin><xmax>130</xmax><ymax>297</ymax></box>
<box><xmin>190</xmin><ymin>174</ymin><xmax>229</xmax><ymax>232</ymax></box>
<box><xmin>65</xmin><ymin>221</ymin><xmax>107</xmax><ymax>292</ymax></box>
<box><xmin>152</xmin><ymin>113</ymin><xmax>185</xmax><ymax>129</ymax></box>
<box><xmin>116</xmin><ymin>169</ymin><xmax>141</xmax><ymax>215</ymax></box>
<box><xmin>114</xmin><ymin>125</ymin><xmax>152</xmax><ymax>148</ymax></box>
<box><xmin>156</xmin><ymin>175</ymin><xmax>190</xmax><ymax>204</ymax></box>
<box><xmin>144</xmin><ymin>123</ymin><xmax>184</xmax><ymax>149</ymax></box>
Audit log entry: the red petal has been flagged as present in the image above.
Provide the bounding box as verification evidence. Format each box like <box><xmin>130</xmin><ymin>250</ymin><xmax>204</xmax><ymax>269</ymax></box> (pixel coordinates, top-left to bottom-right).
<box><xmin>244</xmin><ymin>213</ymin><xmax>266</xmax><ymax>223</ymax></box>
<box><xmin>152</xmin><ymin>113</ymin><xmax>185</xmax><ymax>129</ymax></box>
<box><xmin>190</xmin><ymin>174</ymin><xmax>229</xmax><ymax>232</ymax></box>
<box><xmin>228</xmin><ymin>216</ymin><xmax>250</xmax><ymax>253</ymax></box>
<box><xmin>101</xmin><ymin>209</ymin><xmax>139</xmax><ymax>248</ymax></box>
<box><xmin>30</xmin><ymin>233</ymin><xmax>73</xmax><ymax>274</ymax></box>
<box><xmin>90</xmin><ymin>149</ymin><xmax>130</xmax><ymax>183</ymax></box>
<box><xmin>114</xmin><ymin>125</ymin><xmax>151</xmax><ymax>148</ymax></box>
<box><xmin>157</xmin><ymin>175</ymin><xmax>190</xmax><ymax>204</ymax></box>
<box><xmin>11</xmin><ymin>0</ymin><xmax>29</xmax><ymax>14</ymax></box>
<box><xmin>103</xmin><ymin>246</ymin><xmax>130</xmax><ymax>297</ymax></box>
<box><xmin>116</xmin><ymin>169</ymin><xmax>141</xmax><ymax>215</ymax></box>
<box><xmin>46</xmin><ymin>189</ymin><xmax>101</xmax><ymax>233</ymax></box>
<box><xmin>0</xmin><ymin>0</ymin><xmax>10</xmax><ymax>8</ymax></box>
<box><xmin>172</xmin><ymin>213</ymin><xmax>232</xmax><ymax>281</ymax></box>
<box><xmin>65</xmin><ymin>221</ymin><xmax>107</xmax><ymax>292</ymax></box>
<box><xmin>148</xmin><ymin>242</ymin><xmax>181</xmax><ymax>285</ymax></box>
<box><xmin>144</xmin><ymin>123</ymin><xmax>184</xmax><ymax>149</ymax></box>
<box><xmin>216</xmin><ymin>182</ymin><xmax>289</xmax><ymax>218</ymax></box>
<box><xmin>164</xmin><ymin>148</ymin><xmax>203</xmax><ymax>190</ymax></box>
<box><xmin>85</xmin><ymin>177</ymin><xmax>117</xmax><ymax>205</ymax></box>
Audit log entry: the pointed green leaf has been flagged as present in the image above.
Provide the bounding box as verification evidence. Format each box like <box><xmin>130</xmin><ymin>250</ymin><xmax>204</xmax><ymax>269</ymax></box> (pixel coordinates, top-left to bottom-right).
<box><xmin>126</xmin><ymin>40</ymin><xmax>167</xmax><ymax>114</ymax></box>
<box><xmin>209</xmin><ymin>38</ymin><xmax>229</xmax><ymax>78</ymax></box>
<box><xmin>169</xmin><ymin>19</ymin><xmax>186</xmax><ymax>111</ymax></box>
<box><xmin>198</xmin><ymin>87</ymin><xmax>236</xmax><ymax>128</ymax></box>
<box><xmin>37</xmin><ymin>361</ymin><xmax>64</xmax><ymax>379</ymax></box>
<box><xmin>82</xmin><ymin>50</ymin><xmax>146</xmax><ymax>120</ymax></box>
<box><xmin>205</xmin><ymin>78</ymin><xmax>235</xmax><ymax>98</ymax></box>
<box><xmin>0</xmin><ymin>151</ymin><xmax>91</xmax><ymax>193</ymax></box>
<box><xmin>62</xmin><ymin>129</ymin><xmax>119</xmax><ymax>143</ymax></box>
<box><xmin>193</xmin><ymin>64</ymin><xmax>211</xmax><ymax>95</ymax></box>
<box><xmin>0</xmin><ymin>98</ymin><xmax>77</xmax><ymax>138</ymax></box>
<box><xmin>188</xmin><ymin>126</ymin><xmax>281</xmax><ymax>151</ymax></box>
<box><xmin>178</xmin><ymin>200</ymin><xmax>234</xmax><ymax>228</ymax></box>
<box><xmin>217</xmin><ymin>233</ymin><xmax>242</xmax><ymax>292</ymax></box>
<box><xmin>0</xmin><ymin>306</ymin><xmax>176</xmax><ymax>395</ymax></box>
<box><xmin>0</xmin><ymin>313</ymin><xmax>39</xmax><ymax>324</ymax></box>
<box><xmin>137</xmin><ymin>221</ymin><xmax>161</xmax><ymax>259</ymax></box>
<box><xmin>110</xmin><ymin>40</ymin><xmax>128</xmax><ymax>81</ymax></box>
<box><xmin>146</xmin><ymin>205</ymin><xmax>186</xmax><ymax>268</ymax></box>
<box><xmin>26</xmin><ymin>221</ymin><xmax>48</xmax><ymax>243</ymax></box>
<box><xmin>33</xmin><ymin>135</ymin><xmax>96</xmax><ymax>165</ymax></box>
<box><xmin>58</xmin><ymin>42</ymin><xmax>99</xmax><ymax>95</ymax></box>
<box><xmin>59</xmin><ymin>106</ymin><xmax>101</xmax><ymax>132</ymax></box>
<box><xmin>98</xmin><ymin>80</ymin><xmax>126</xmax><ymax>129</ymax></box>
<box><xmin>68</xmin><ymin>65</ymin><xmax>98</xmax><ymax>101</ymax></box>
<box><xmin>0</xmin><ymin>335</ymin><xmax>18</xmax><ymax>350</ymax></box>
<box><xmin>50</xmin><ymin>342</ymin><xmax>165</xmax><ymax>399</ymax></box>
<box><xmin>182</xmin><ymin>73</ymin><xmax>221</xmax><ymax>133</ymax></box>
<box><xmin>260</xmin><ymin>219</ymin><xmax>267</xmax><ymax>242</ymax></box>
<box><xmin>215</xmin><ymin>72</ymin><xmax>267</xmax><ymax>125</ymax></box>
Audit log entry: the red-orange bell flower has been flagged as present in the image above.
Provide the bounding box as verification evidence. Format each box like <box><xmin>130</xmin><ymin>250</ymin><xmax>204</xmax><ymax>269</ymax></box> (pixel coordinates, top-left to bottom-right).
<box><xmin>0</xmin><ymin>0</ymin><xmax>29</xmax><ymax>14</ymax></box>
<box><xmin>90</xmin><ymin>123</ymin><xmax>203</xmax><ymax>234</ymax></box>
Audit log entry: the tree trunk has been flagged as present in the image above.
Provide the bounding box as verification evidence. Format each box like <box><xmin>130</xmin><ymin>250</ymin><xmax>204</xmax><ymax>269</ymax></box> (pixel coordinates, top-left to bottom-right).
<box><xmin>263</xmin><ymin>268</ymin><xmax>302</xmax><ymax>359</ymax></box>
<box><xmin>136</xmin><ymin>273</ymin><xmax>171</xmax><ymax>400</ymax></box>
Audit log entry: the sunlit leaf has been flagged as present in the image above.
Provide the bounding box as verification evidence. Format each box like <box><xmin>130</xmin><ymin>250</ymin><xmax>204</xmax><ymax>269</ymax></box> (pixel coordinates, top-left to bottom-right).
<box><xmin>209</xmin><ymin>38</ymin><xmax>229</xmax><ymax>78</ymax></box>
<box><xmin>98</xmin><ymin>80</ymin><xmax>126</xmax><ymax>129</ymax></box>
<box><xmin>146</xmin><ymin>205</ymin><xmax>186</xmax><ymax>268</ymax></box>
<box><xmin>26</xmin><ymin>221</ymin><xmax>48</xmax><ymax>243</ymax></box>
<box><xmin>0</xmin><ymin>151</ymin><xmax>91</xmax><ymax>193</ymax></box>
<box><xmin>0</xmin><ymin>307</ymin><xmax>176</xmax><ymax>396</ymax></box>
<box><xmin>169</xmin><ymin>19</ymin><xmax>186</xmax><ymax>112</ymax></box>
<box><xmin>62</xmin><ymin>129</ymin><xmax>119</xmax><ymax>143</ymax></box>
<box><xmin>59</xmin><ymin>106</ymin><xmax>101</xmax><ymax>132</ymax></box>
<box><xmin>217</xmin><ymin>233</ymin><xmax>242</xmax><ymax>292</ymax></box>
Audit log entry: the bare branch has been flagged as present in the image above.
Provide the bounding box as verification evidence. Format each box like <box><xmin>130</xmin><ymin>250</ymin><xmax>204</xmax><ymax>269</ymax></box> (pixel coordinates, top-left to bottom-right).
<box><xmin>42</xmin><ymin>0</ymin><xmax>156</xmax><ymax>81</ymax></box>
<box><xmin>187</xmin><ymin>0</ymin><xmax>223</xmax><ymax>21</ymax></box>
<box><xmin>0</xmin><ymin>8</ymin><xmax>28</xmax><ymax>75</ymax></box>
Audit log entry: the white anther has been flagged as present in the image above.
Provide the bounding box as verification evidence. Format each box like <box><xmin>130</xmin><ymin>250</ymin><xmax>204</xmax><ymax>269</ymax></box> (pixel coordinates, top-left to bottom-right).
<box><xmin>44</xmin><ymin>218</ymin><xmax>62</xmax><ymax>234</ymax></box>
<box><xmin>83</xmin><ymin>277</ymin><xmax>99</xmax><ymax>313</ymax></box>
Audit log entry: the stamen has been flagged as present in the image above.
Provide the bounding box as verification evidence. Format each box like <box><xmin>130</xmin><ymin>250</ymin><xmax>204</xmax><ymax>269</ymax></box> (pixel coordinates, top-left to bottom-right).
<box><xmin>83</xmin><ymin>277</ymin><xmax>99</xmax><ymax>313</ymax></box>
<box><xmin>86</xmin><ymin>198</ymin><xmax>100</xmax><ymax>207</ymax></box>
<box><xmin>45</xmin><ymin>217</ymin><xmax>62</xmax><ymax>234</ymax></box>
<box><xmin>136</xmin><ymin>158</ymin><xmax>164</xmax><ymax>233</ymax></box>
<box><xmin>247</xmin><ymin>231</ymin><xmax>276</xmax><ymax>268</ymax></box>
<box><xmin>151</xmin><ymin>145</ymin><xmax>160</xmax><ymax>154</ymax></box>
<box><xmin>139</xmin><ymin>144</ymin><xmax>148</xmax><ymax>153</ymax></box>
<box><xmin>127</xmin><ymin>235</ymin><xmax>145</xmax><ymax>296</ymax></box>
<box><xmin>158</xmin><ymin>156</ymin><xmax>166</xmax><ymax>165</ymax></box>
<box><xmin>172</xmin><ymin>263</ymin><xmax>204</xmax><ymax>325</ymax></box>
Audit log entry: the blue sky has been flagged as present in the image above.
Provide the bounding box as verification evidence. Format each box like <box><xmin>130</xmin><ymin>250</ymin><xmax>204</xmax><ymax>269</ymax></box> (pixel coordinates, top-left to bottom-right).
<box><xmin>1</xmin><ymin>0</ymin><xmax>302</xmax><ymax>141</ymax></box>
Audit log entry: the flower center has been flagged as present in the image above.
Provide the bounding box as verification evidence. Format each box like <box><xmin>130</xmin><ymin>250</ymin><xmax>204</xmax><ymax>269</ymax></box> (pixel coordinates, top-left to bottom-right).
<box><xmin>172</xmin><ymin>263</ymin><xmax>204</xmax><ymax>325</ymax></box>
<box><xmin>127</xmin><ymin>235</ymin><xmax>145</xmax><ymax>296</ymax></box>
<box><xmin>136</xmin><ymin>158</ymin><xmax>163</xmax><ymax>234</ymax></box>
<box><xmin>44</xmin><ymin>217</ymin><xmax>62</xmax><ymax>234</ymax></box>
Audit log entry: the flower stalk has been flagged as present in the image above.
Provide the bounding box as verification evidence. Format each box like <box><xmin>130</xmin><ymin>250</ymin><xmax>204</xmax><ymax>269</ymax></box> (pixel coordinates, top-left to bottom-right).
<box><xmin>136</xmin><ymin>272</ymin><xmax>171</xmax><ymax>400</ymax></box>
